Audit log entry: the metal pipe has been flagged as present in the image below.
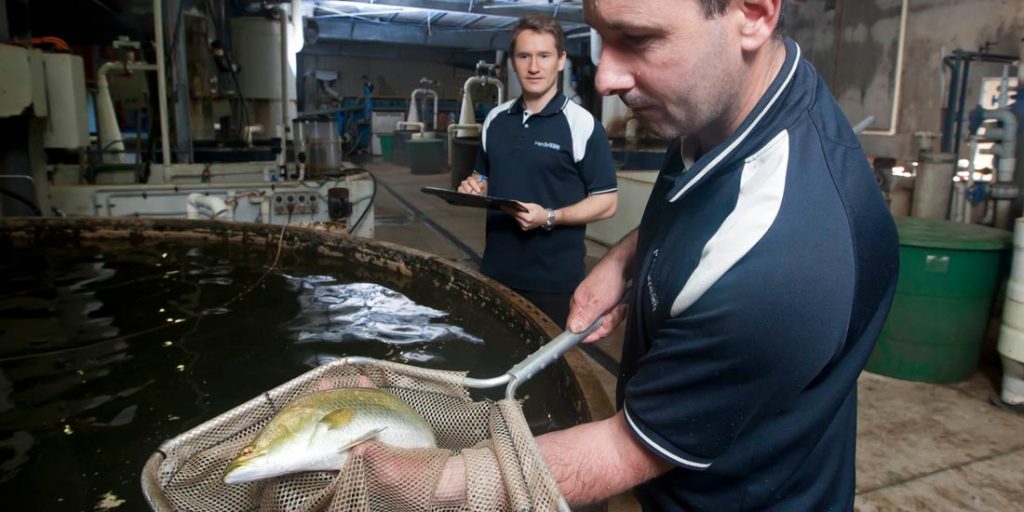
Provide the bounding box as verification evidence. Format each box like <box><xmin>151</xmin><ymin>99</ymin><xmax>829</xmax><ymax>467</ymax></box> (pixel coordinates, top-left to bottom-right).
<box><xmin>154</xmin><ymin>0</ymin><xmax>172</xmax><ymax>174</ymax></box>
<box><xmin>953</xmin><ymin>58</ymin><xmax>974</xmax><ymax>157</ymax></box>
<box><xmin>396</xmin><ymin>121</ymin><xmax>425</xmax><ymax>133</ymax></box>
<box><xmin>983</xmin><ymin>108</ymin><xmax>1018</xmax><ymax>229</ymax></box>
<box><xmin>186</xmin><ymin>192</ymin><xmax>232</xmax><ymax>220</ymax></box>
<box><xmin>457</xmin><ymin>76</ymin><xmax>503</xmax><ymax>137</ymax></box>
<box><xmin>963</xmin><ymin>136</ymin><xmax>979</xmax><ymax>224</ymax></box>
<box><xmin>277</xmin><ymin>6</ymin><xmax>290</xmax><ymax>169</ymax></box>
<box><xmin>861</xmin><ymin>0</ymin><xmax>908</xmax><ymax>136</ymax></box>
<box><xmin>941</xmin><ymin>54</ymin><xmax>963</xmax><ymax>152</ymax></box>
<box><xmin>409</xmin><ymin>88</ymin><xmax>438</xmax><ymax>130</ymax></box>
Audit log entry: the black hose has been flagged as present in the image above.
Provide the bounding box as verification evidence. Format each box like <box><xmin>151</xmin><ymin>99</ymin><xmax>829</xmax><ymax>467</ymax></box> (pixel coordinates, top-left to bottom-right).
<box><xmin>0</xmin><ymin>188</ymin><xmax>43</xmax><ymax>216</ymax></box>
<box><xmin>348</xmin><ymin>169</ymin><xmax>377</xmax><ymax>235</ymax></box>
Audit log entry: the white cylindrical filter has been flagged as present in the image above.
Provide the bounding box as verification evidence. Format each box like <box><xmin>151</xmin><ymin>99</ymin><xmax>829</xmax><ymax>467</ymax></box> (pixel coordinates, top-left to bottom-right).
<box><xmin>1000</xmin><ymin>355</ymin><xmax>1024</xmax><ymax>405</ymax></box>
<box><xmin>1004</xmin><ymin>298</ymin><xmax>1024</xmax><ymax>331</ymax></box>
<box><xmin>1008</xmin><ymin>218</ymin><xmax>1024</xmax><ymax>302</ymax></box>
<box><xmin>231</xmin><ymin>17</ymin><xmax>295</xmax><ymax>100</ymax></box>
<box><xmin>231</xmin><ymin>17</ymin><xmax>298</xmax><ymax>135</ymax></box>
<box><xmin>910</xmin><ymin>151</ymin><xmax>957</xmax><ymax>219</ymax></box>
<box><xmin>998</xmin><ymin>217</ymin><xmax>1024</xmax><ymax>404</ymax></box>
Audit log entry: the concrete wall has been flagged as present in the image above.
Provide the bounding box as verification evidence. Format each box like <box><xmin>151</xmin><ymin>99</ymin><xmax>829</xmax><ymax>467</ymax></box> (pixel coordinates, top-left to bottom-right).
<box><xmin>787</xmin><ymin>0</ymin><xmax>1023</xmax><ymax>161</ymax></box>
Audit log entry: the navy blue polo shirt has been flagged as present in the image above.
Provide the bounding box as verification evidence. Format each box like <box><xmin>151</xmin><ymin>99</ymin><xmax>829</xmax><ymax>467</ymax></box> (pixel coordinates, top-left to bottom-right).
<box><xmin>617</xmin><ymin>38</ymin><xmax>899</xmax><ymax>510</ymax></box>
<box><xmin>475</xmin><ymin>92</ymin><xmax>616</xmax><ymax>293</ymax></box>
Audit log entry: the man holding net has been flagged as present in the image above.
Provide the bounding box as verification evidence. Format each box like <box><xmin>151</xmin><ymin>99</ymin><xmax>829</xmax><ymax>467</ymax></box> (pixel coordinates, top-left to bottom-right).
<box><xmin>360</xmin><ymin>0</ymin><xmax>898</xmax><ymax>509</ymax></box>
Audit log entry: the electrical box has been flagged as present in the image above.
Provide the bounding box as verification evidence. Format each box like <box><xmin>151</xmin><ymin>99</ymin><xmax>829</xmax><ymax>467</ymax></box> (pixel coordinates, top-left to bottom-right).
<box><xmin>42</xmin><ymin>53</ymin><xmax>89</xmax><ymax>149</ymax></box>
<box><xmin>272</xmin><ymin>192</ymin><xmax>319</xmax><ymax>216</ymax></box>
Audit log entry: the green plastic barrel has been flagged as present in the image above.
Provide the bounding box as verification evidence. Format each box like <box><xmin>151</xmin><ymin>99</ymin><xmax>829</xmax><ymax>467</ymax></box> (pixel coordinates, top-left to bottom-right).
<box><xmin>407</xmin><ymin>139</ymin><xmax>446</xmax><ymax>175</ymax></box>
<box><xmin>866</xmin><ymin>217</ymin><xmax>1013</xmax><ymax>382</ymax></box>
<box><xmin>379</xmin><ymin>134</ymin><xmax>395</xmax><ymax>161</ymax></box>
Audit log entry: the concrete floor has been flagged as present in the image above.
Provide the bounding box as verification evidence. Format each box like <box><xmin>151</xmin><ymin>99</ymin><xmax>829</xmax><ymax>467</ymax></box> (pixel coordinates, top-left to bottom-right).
<box><xmin>359</xmin><ymin>159</ymin><xmax>1024</xmax><ymax>511</ymax></box>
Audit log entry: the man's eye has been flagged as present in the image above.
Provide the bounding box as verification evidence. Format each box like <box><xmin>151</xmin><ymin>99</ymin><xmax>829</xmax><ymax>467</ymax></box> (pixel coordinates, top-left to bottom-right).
<box><xmin>624</xmin><ymin>34</ymin><xmax>650</xmax><ymax>45</ymax></box>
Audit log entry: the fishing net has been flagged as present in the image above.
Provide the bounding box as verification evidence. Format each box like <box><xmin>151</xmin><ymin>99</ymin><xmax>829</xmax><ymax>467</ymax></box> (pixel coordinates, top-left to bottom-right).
<box><xmin>141</xmin><ymin>358</ymin><xmax>566</xmax><ymax>511</ymax></box>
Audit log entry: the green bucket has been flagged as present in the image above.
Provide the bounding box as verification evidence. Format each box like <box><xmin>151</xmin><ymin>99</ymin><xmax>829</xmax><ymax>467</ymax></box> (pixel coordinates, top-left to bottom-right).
<box><xmin>866</xmin><ymin>217</ymin><xmax>1013</xmax><ymax>382</ymax></box>
<box><xmin>379</xmin><ymin>133</ymin><xmax>395</xmax><ymax>161</ymax></box>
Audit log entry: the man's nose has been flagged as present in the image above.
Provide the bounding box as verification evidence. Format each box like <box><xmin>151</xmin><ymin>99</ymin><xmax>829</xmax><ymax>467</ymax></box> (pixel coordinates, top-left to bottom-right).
<box><xmin>594</xmin><ymin>47</ymin><xmax>633</xmax><ymax>96</ymax></box>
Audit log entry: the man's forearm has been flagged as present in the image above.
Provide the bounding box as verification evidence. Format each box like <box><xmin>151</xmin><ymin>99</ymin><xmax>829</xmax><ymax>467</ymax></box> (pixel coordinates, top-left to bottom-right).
<box><xmin>554</xmin><ymin>193</ymin><xmax>617</xmax><ymax>226</ymax></box>
<box><xmin>536</xmin><ymin>411</ymin><xmax>673</xmax><ymax>506</ymax></box>
<box><xmin>602</xmin><ymin>228</ymin><xmax>639</xmax><ymax>279</ymax></box>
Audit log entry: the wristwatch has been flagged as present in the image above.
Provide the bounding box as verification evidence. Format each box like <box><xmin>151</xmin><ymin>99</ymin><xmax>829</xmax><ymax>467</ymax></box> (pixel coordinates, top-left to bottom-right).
<box><xmin>543</xmin><ymin>208</ymin><xmax>556</xmax><ymax>231</ymax></box>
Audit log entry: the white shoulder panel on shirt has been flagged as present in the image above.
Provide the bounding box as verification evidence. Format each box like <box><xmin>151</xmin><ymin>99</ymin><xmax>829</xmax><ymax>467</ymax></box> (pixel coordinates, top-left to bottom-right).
<box><xmin>480</xmin><ymin>99</ymin><xmax>518</xmax><ymax>153</ymax></box>
<box><xmin>669</xmin><ymin>129</ymin><xmax>790</xmax><ymax>317</ymax></box>
<box><xmin>562</xmin><ymin>100</ymin><xmax>596</xmax><ymax>163</ymax></box>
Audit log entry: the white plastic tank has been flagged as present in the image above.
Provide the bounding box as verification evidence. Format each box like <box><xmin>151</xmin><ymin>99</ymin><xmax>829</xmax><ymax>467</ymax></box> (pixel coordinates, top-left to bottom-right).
<box><xmin>998</xmin><ymin>217</ymin><xmax>1024</xmax><ymax>405</ymax></box>
<box><xmin>41</xmin><ymin>53</ymin><xmax>89</xmax><ymax>149</ymax></box>
<box><xmin>230</xmin><ymin>17</ymin><xmax>297</xmax><ymax>134</ymax></box>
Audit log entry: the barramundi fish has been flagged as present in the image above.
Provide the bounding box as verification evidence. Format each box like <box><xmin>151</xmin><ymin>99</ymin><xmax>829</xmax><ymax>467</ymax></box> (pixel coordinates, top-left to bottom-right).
<box><xmin>223</xmin><ymin>388</ymin><xmax>436</xmax><ymax>484</ymax></box>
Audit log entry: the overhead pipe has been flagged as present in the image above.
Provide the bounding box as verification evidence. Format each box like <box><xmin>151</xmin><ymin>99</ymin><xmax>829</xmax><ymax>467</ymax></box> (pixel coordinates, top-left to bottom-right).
<box><xmin>408</xmin><ymin>88</ymin><xmax>439</xmax><ymax>130</ymax></box>
<box><xmin>153</xmin><ymin>0</ymin><xmax>172</xmax><ymax>174</ymax></box>
<box><xmin>861</xmin><ymin>0</ymin><xmax>909</xmax><ymax>137</ymax></box>
<box><xmin>96</xmin><ymin>61</ymin><xmax>158</xmax><ymax>164</ymax></box>
<box><xmin>396</xmin><ymin>121</ymin><xmax>426</xmax><ymax>133</ymax></box>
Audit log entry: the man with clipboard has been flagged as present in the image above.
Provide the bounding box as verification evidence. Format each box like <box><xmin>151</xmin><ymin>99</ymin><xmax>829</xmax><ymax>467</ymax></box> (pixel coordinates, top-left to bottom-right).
<box><xmin>457</xmin><ymin>14</ymin><xmax>618</xmax><ymax>327</ymax></box>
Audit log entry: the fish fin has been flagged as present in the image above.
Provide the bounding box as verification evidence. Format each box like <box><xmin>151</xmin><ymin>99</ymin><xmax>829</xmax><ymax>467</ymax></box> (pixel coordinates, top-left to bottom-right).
<box><xmin>338</xmin><ymin>427</ymin><xmax>387</xmax><ymax>453</ymax></box>
<box><xmin>320</xmin><ymin>408</ymin><xmax>355</xmax><ymax>430</ymax></box>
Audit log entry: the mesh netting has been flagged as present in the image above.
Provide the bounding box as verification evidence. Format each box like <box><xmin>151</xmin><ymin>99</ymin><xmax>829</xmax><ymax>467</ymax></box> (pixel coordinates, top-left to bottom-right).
<box><xmin>141</xmin><ymin>359</ymin><xmax>566</xmax><ymax>511</ymax></box>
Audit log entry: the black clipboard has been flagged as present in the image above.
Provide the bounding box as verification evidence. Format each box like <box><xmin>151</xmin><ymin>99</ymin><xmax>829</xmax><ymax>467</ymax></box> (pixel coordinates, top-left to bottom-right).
<box><xmin>420</xmin><ymin>187</ymin><xmax>528</xmax><ymax>212</ymax></box>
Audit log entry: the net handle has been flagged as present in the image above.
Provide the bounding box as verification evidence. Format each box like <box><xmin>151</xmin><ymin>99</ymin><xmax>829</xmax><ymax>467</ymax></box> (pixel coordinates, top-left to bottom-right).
<box><xmin>502</xmin><ymin>317</ymin><xmax>603</xmax><ymax>400</ymax></box>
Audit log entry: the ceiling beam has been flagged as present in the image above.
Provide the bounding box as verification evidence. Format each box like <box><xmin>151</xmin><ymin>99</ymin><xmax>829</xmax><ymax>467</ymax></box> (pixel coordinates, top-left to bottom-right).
<box><xmin>317</xmin><ymin>17</ymin><xmax>513</xmax><ymax>51</ymax></box>
<box><xmin>322</xmin><ymin>0</ymin><xmax>585</xmax><ymax>25</ymax></box>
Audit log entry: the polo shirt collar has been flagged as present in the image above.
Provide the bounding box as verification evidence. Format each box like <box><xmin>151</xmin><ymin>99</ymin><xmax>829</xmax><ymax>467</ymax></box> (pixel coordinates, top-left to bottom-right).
<box><xmin>666</xmin><ymin>37</ymin><xmax>804</xmax><ymax>203</ymax></box>
<box><xmin>508</xmin><ymin>91</ymin><xmax>569</xmax><ymax>117</ymax></box>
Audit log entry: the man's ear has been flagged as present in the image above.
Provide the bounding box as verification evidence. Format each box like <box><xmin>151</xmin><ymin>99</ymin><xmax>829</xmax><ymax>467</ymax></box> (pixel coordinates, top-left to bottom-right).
<box><xmin>558</xmin><ymin>51</ymin><xmax>567</xmax><ymax>72</ymax></box>
<box><xmin>734</xmin><ymin>0</ymin><xmax>782</xmax><ymax>52</ymax></box>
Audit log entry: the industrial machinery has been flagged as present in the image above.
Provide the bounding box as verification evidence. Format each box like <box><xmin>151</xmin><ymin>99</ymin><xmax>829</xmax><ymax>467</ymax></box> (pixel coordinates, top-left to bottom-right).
<box><xmin>0</xmin><ymin>0</ymin><xmax>374</xmax><ymax>236</ymax></box>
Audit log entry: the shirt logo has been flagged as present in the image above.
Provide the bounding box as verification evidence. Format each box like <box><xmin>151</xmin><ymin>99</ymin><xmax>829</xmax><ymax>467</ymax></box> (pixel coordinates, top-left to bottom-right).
<box><xmin>534</xmin><ymin>141</ymin><xmax>561</xmax><ymax>151</ymax></box>
<box><xmin>647</xmin><ymin>249</ymin><xmax>660</xmax><ymax>312</ymax></box>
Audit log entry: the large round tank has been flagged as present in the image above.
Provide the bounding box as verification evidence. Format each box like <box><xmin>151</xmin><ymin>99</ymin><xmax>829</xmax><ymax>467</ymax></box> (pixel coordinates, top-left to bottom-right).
<box><xmin>0</xmin><ymin>218</ymin><xmax>611</xmax><ymax>511</ymax></box>
<box><xmin>392</xmin><ymin>129</ymin><xmax>417</xmax><ymax>166</ymax></box>
<box><xmin>866</xmin><ymin>217</ymin><xmax>1013</xmax><ymax>382</ymax></box>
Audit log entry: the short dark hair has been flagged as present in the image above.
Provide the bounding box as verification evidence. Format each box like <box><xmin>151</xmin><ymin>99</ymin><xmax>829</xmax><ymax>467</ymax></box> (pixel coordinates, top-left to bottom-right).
<box><xmin>510</xmin><ymin>13</ymin><xmax>566</xmax><ymax>56</ymax></box>
<box><xmin>699</xmin><ymin>0</ymin><xmax>787</xmax><ymax>34</ymax></box>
